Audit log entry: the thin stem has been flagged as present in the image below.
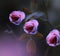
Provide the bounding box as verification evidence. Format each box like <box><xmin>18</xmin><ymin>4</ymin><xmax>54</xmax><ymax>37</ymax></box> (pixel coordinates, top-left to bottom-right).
<box><xmin>44</xmin><ymin>47</ymin><xmax>51</xmax><ymax>56</ymax></box>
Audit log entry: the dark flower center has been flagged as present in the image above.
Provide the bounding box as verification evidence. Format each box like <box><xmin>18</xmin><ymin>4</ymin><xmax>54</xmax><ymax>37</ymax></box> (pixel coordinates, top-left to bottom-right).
<box><xmin>11</xmin><ymin>15</ymin><xmax>19</xmax><ymax>22</ymax></box>
<box><xmin>25</xmin><ymin>26</ymin><xmax>34</xmax><ymax>32</ymax></box>
<box><xmin>50</xmin><ymin>36</ymin><xmax>57</xmax><ymax>44</ymax></box>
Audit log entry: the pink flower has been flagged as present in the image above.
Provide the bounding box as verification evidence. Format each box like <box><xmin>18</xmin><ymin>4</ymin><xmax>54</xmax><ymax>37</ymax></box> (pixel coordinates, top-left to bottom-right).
<box><xmin>9</xmin><ymin>11</ymin><xmax>25</xmax><ymax>25</ymax></box>
<box><xmin>46</xmin><ymin>29</ymin><xmax>60</xmax><ymax>47</ymax></box>
<box><xmin>23</xmin><ymin>19</ymin><xmax>39</xmax><ymax>34</ymax></box>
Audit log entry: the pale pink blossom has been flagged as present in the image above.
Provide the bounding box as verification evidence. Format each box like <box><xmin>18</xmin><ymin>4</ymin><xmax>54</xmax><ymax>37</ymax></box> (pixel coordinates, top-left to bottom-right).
<box><xmin>23</xmin><ymin>19</ymin><xmax>39</xmax><ymax>34</ymax></box>
<box><xmin>9</xmin><ymin>11</ymin><xmax>25</xmax><ymax>25</ymax></box>
<box><xmin>46</xmin><ymin>29</ymin><xmax>60</xmax><ymax>47</ymax></box>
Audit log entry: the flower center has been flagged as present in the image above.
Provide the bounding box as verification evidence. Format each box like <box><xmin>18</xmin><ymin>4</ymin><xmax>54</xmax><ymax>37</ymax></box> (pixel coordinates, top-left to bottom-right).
<box><xmin>25</xmin><ymin>26</ymin><xmax>34</xmax><ymax>32</ymax></box>
<box><xmin>50</xmin><ymin>36</ymin><xmax>57</xmax><ymax>44</ymax></box>
<box><xmin>11</xmin><ymin>15</ymin><xmax>20</xmax><ymax>22</ymax></box>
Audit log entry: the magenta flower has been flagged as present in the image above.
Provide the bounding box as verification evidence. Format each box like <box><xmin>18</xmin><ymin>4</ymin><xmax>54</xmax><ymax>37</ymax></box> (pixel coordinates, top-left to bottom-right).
<box><xmin>9</xmin><ymin>11</ymin><xmax>25</xmax><ymax>25</ymax></box>
<box><xmin>46</xmin><ymin>29</ymin><xmax>60</xmax><ymax>47</ymax></box>
<box><xmin>23</xmin><ymin>19</ymin><xmax>39</xmax><ymax>34</ymax></box>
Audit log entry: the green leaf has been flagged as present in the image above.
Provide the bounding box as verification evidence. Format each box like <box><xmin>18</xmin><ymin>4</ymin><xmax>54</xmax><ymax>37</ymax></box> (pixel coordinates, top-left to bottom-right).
<box><xmin>25</xmin><ymin>12</ymin><xmax>47</xmax><ymax>22</ymax></box>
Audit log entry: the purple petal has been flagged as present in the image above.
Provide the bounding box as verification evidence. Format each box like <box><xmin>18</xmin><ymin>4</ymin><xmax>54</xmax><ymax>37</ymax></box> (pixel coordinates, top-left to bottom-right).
<box><xmin>9</xmin><ymin>11</ymin><xmax>25</xmax><ymax>25</ymax></box>
<box><xmin>46</xmin><ymin>29</ymin><xmax>60</xmax><ymax>47</ymax></box>
<box><xmin>23</xmin><ymin>19</ymin><xmax>39</xmax><ymax>34</ymax></box>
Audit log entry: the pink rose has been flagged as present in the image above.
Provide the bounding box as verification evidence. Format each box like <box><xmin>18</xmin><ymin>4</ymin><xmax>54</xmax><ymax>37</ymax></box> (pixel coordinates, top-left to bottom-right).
<box><xmin>46</xmin><ymin>29</ymin><xmax>60</xmax><ymax>47</ymax></box>
<box><xmin>9</xmin><ymin>11</ymin><xmax>25</xmax><ymax>25</ymax></box>
<box><xmin>23</xmin><ymin>19</ymin><xmax>39</xmax><ymax>34</ymax></box>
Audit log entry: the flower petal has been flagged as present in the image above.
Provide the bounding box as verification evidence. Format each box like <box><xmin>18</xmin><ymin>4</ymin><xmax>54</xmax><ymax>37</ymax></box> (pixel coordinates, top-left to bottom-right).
<box><xmin>46</xmin><ymin>29</ymin><xmax>60</xmax><ymax>47</ymax></box>
<box><xmin>9</xmin><ymin>11</ymin><xmax>25</xmax><ymax>25</ymax></box>
<box><xmin>23</xmin><ymin>19</ymin><xmax>39</xmax><ymax>34</ymax></box>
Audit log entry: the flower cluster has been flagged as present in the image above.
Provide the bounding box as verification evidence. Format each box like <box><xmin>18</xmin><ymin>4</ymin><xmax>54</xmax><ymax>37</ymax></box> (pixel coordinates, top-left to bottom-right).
<box><xmin>9</xmin><ymin>10</ymin><xmax>60</xmax><ymax>47</ymax></box>
<box><xmin>9</xmin><ymin>11</ymin><xmax>39</xmax><ymax>34</ymax></box>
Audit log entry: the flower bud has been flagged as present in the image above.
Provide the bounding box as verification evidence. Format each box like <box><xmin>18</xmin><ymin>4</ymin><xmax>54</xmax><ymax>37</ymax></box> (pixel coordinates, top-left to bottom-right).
<box><xmin>9</xmin><ymin>11</ymin><xmax>25</xmax><ymax>25</ymax></box>
<box><xmin>46</xmin><ymin>29</ymin><xmax>60</xmax><ymax>47</ymax></box>
<box><xmin>23</xmin><ymin>19</ymin><xmax>39</xmax><ymax>34</ymax></box>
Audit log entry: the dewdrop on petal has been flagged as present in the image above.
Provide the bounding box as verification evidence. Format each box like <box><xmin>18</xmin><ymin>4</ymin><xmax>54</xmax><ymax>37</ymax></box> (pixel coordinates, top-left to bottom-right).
<box><xmin>9</xmin><ymin>11</ymin><xmax>25</xmax><ymax>25</ymax></box>
<box><xmin>23</xmin><ymin>19</ymin><xmax>39</xmax><ymax>34</ymax></box>
<box><xmin>46</xmin><ymin>29</ymin><xmax>60</xmax><ymax>47</ymax></box>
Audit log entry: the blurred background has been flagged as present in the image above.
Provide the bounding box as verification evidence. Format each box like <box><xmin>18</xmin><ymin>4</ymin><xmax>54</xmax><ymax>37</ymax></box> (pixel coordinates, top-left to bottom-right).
<box><xmin>0</xmin><ymin>0</ymin><xmax>60</xmax><ymax>56</ymax></box>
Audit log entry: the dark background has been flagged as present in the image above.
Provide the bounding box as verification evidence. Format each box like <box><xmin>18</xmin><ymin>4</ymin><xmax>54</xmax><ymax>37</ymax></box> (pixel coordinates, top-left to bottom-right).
<box><xmin>0</xmin><ymin>0</ymin><xmax>60</xmax><ymax>56</ymax></box>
